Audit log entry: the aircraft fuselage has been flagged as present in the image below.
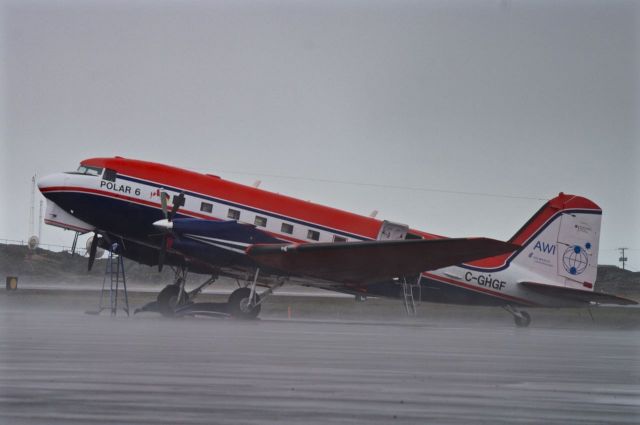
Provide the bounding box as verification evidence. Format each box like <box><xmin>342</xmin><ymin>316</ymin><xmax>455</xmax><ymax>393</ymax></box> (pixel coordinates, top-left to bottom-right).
<box><xmin>38</xmin><ymin>157</ymin><xmax>606</xmax><ymax>309</ymax></box>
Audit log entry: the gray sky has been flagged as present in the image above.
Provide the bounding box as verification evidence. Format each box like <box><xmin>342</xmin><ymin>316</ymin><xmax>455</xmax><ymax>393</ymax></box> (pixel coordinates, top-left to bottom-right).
<box><xmin>1</xmin><ymin>0</ymin><xmax>638</xmax><ymax>269</ymax></box>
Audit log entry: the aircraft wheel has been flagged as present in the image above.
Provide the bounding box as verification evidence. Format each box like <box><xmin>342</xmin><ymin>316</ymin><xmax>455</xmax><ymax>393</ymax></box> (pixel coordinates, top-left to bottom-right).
<box><xmin>514</xmin><ymin>311</ymin><xmax>531</xmax><ymax>328</ymax></box>
<box><xmin>228</xmin><ymin>287</ymin><xmax>261</xmax><ymax>319</ymax></box>
<box><xmin>157</xmin><ymin>285</ymin><xmax>188</xmax><ymax>317</ymax></box>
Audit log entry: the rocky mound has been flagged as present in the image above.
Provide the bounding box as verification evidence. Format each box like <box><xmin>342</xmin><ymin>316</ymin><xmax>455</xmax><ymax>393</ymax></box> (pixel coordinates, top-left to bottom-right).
<box><xmin>0</xmin><ymin>244</ymin><xmax>173</xmax><ymax>285</ymax></box>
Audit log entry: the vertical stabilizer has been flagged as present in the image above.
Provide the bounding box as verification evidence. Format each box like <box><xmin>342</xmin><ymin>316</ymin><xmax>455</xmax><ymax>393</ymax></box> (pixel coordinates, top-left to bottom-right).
<box><xmin>510</xmin><ymin>193</ymin><xmax>601</xmax><ymax>291</ymax></box>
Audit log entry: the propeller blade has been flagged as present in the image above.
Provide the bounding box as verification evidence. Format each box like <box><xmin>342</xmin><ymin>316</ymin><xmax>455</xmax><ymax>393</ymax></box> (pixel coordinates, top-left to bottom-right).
<box><xmin>158</xmin><ymin>234</ymin><xmax>168</xmax><ymax>272</ymax></box>
<box><xmin>169</xmin><ymin>192</ymin><xmax>185</xmax><ymax>221</ymax></box>
<box><xmin>156</xmin><ymin>191</ymin><xmax>182</xmax><ymax>272</ymax></box>
<box><xmin>160</xmin><ymin>191</ymin><xmax>169</xmax><ymax>219</ymax></box>
<box><xmin>88</xmin><ymin>234</ymin><xmax>99</xmax><ymax>271</ymax></box>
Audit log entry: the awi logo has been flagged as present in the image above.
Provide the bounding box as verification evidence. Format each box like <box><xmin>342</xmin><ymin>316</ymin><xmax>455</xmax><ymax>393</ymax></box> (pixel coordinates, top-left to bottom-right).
<box><xmin>562</xmin><ymin>245</ymin><xmax>589</xmax><ymax>275</ymax></box>
<box><xmin>533</xmin><ymin>241</ymin><xmax>556</xmax><ymax>255</ymax></box>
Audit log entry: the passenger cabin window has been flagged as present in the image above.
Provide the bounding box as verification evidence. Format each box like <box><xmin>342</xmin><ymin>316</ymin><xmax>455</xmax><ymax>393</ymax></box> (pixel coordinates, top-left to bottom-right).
<box><xmin>281</xmin><ymin>223</ymin><xmax>294</xmax><ymax>234</ymax></box>
<box><xmin>200</xmin><ymin>202</ymin><xmax>213</xmax><ymax>213</ymax></box>
<box><xmin>307</xmin><ymin>230</ymin><xmax>320</xmax><ymax>241</ymax></box>
<box><xmin>103</xmin><ymin>168</ymin><xmax>117</xmax><ymax>182</ymax></box>
<box><xmin>405</xmin><ymin>232</ymin><xmax>423</xmax><ymax>240</ymax></box>
<box><xmin>333</xmin><ymin>235</ymin><xmax>347</xmax><ymax>243</ymax></box>
<box><xmin>227</xmin><ymin>209</ymin><xmax>240</xmax><ymax>220</ymax></box>
<box><xmin>254</xmin><ymin>216</ymin><xmax>267</xmax><ymax>227</ymax></box>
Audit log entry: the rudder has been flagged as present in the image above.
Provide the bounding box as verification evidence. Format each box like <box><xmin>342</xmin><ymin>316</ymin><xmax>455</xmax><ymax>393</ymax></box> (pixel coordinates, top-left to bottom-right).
<box><xmin>510</xmin><ymin>193</ymin><xmax>601</xmax><ymax>291</ymax></box>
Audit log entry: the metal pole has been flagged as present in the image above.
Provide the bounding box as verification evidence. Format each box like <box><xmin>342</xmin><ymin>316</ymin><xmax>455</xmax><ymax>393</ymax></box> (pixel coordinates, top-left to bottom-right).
<box><xmin>38</xmin><ymin>200</ymin><xmax>43</xmax><ymax>241</ymax></box>
<box><xmin>120</xmin><ymin>255</ymin><xmax>129</xmax><ymax>316</ymax></box>
<box><xmin>70</xmin><ymin>232</ymin><xmax>79</xmax><ymax>256</ymax></box>
<box><xmin>29</xmin><ymin>175</ymin><xmax>36</xmax><ymax>237</ymax></box>
<box><xmin>110</xmin><ymin>250</ymin><xmax>116</xmax><ymax>316</ymax></box>
<box><xmin>114</xmin><ymin>251</ymin><xmax>119</xmax><ymax>316</ymax></box>
<box><xmin>249</xmin><ymin>268</ymin><xmax>260</xmax><ymax>305</ymax></box>
<box><xmin>619</xmin><ymin>248</ymin><xmax>628</xmax><ymax>270</ymax></box>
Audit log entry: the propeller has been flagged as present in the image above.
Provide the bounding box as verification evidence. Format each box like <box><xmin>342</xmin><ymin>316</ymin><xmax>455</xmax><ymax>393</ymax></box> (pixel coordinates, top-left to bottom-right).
<box><xmin>88</xmin><ymin>233</ymin><xmax>99</xmax><ymax>271</ymax></box>
<box><xmin>156</xmin><ymin>191</ymin><xmax>184</xmax><ymax>272</ymax></box>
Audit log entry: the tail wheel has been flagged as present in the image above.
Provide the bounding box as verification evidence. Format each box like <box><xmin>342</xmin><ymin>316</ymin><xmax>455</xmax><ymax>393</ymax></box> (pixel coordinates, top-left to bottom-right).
<box><xmin>514</xmin><ymin>311</ymin><xmax>531</xmax><ymax>328</ymax></box>
<box><xmin>228</xmin><ymin>287</ymin><xmax>261</xmax><ymax>319</ymax></box>
<box><xmin>157</xmin><ymin>285</ymin><xmax>188</xmax><ymax>317</ymax></box>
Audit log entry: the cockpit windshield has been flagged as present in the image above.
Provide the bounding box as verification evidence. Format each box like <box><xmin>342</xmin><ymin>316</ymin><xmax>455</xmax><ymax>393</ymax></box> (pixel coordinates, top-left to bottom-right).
<box><xmin>76</xmin><ymin>165</ymin><xmax>103</xmax><ymax>176</ymax></box>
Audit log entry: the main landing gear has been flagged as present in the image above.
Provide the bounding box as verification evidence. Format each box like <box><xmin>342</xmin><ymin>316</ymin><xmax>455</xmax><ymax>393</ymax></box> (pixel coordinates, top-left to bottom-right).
<box><xmin>136</xmin><ymin>267</ymin><xmax>283</xmax><ymax>319</ymax></box>
<box><xmin>227</xmin><ymin>268</ymin><xmax>284</xmax><ymax>319</ymax></box>
<box><xmin>504</xmin><ymin>305</ymin><xmax>532</xmax><ymax>328</ymax></box>
<box><xmin>228</xmin><ymin>288</ymin><xmax>261</xmax><ymax>319</ymax></box>
<box><xmin>135</xmin><ymin>266</ymin><xmax>216</xmax><ymax>317</ymax></box>
<box><xmin>156</xmin><ymin>267</ymin><xmax>188</xmax><ymax>316</ymax></box>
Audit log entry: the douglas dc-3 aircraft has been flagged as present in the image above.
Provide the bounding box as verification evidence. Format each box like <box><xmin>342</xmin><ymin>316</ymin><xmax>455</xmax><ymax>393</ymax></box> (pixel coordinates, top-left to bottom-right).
<box><xmin>38</xmin><ymin>157</ymin><xmax>636</xmax><ymax>326</ymax></box>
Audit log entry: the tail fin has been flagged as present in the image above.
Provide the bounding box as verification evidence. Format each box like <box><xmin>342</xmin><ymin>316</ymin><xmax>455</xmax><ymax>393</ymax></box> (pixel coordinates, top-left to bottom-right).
<box><xmin>510</xmin><ymin>193</ymin><xmax>602</xmax><ymax>291</ymax></box>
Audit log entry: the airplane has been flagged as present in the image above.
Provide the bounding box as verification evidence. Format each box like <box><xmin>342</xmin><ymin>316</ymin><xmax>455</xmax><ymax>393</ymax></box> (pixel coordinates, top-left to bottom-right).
<box><xmin>37</xmin><ymin>157</ymin><xmax>636</xmax><ymax>326</ymax></box>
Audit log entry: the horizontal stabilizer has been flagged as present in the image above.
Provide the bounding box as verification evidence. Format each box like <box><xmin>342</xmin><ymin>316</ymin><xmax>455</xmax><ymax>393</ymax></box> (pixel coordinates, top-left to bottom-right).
<box><xmin>520</xmin><ymin>281</ymin><xmax>637</xmax><ymax>305</ymax></box>
<box><xmin>247</xmin><ymin>238</ymin><xmax>519</xmax><ymax>284</ymax></box>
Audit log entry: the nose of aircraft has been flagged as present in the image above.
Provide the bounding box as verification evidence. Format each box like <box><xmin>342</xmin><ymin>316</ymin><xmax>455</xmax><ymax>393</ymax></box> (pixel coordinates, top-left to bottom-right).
<box><xmin>37</xmin><ymin>173</ymin><xmax>67</xmax><ymax>195</ymax></box>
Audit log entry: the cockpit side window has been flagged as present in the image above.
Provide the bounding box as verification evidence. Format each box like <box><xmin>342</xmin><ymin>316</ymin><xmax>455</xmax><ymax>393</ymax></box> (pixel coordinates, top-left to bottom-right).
<box><xmin>75</xmin><ymin>165</ymin><xmax>103</xmax><ymax>176</ymax></box>
<box><xmin>103</xmin><ymin>168</ymin><xmax>117</xmax><ymax>182</ymax></box>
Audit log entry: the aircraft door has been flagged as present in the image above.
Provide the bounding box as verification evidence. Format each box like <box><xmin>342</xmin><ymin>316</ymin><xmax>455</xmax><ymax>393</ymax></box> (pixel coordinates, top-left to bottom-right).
<box><xmin>377</xmin><ymin>221</ymin><xmax>409</xmax><ymax>241</ymax></box>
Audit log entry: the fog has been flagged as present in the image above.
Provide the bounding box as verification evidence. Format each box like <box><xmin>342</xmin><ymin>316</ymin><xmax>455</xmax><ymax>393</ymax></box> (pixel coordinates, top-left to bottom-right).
<box><xmin>1</xmin><ymin>292</ymin><xmax>639</xmax><ymax>424</ymax></box>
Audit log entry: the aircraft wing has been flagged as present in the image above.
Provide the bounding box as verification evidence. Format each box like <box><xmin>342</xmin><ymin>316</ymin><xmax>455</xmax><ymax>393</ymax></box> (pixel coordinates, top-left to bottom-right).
<box><xmin>246</xmin><ymin>238</ymin><xmax>519</xmax><ymax>284</ymax></box>
<box><xmin>520</xmin><ymin>282</ymin><xmax>638</xmax><ymax>305</ymax></box>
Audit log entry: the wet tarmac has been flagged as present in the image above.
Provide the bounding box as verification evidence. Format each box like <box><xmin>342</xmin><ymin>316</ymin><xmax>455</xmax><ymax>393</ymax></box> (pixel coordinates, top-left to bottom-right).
<box><xmin>0</xmin><ymin>296</ymin><xmax>639</xmax><ymax>424</ymax></box>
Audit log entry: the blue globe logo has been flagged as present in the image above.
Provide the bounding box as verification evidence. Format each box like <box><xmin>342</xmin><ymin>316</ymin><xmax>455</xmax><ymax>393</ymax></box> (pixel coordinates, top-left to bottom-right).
<box><xmin>562</xmin><ymin>245</ymin><xmax>589</xmax><ymax>275</ymax></box>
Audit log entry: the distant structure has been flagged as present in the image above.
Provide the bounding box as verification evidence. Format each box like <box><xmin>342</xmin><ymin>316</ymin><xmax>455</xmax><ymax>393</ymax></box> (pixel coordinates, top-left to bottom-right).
<box><xmin>618</xmin><ymin>248</ymin><xmax>629</xmax><ymax>270</ymax></box>
<box><xmin>27</xmin><ymin>235</ymin><xmax>39</xmax><ymax>251</ymax></box>
<box><xmin>29</xmin><ymin>175</ymin><xmax>36</xmax><ymax>237</ymax></box>
<box><xmin>28</xmin><ymin>174</ymin><xmax>40</xmax><ymax>249</ymax></box>
<box><xmin>38</xmin><ymin>200</ymin><xmax>43</xmax><ymax>241</ymax></box>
